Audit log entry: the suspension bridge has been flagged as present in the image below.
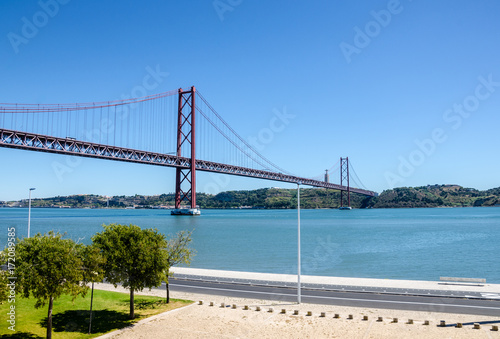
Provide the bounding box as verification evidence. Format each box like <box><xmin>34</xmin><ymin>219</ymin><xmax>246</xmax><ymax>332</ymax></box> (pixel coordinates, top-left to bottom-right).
<box><xmin>0</xmin><ymin>86</ymin><xmax>376</xmax><ymax>214</ymax></box>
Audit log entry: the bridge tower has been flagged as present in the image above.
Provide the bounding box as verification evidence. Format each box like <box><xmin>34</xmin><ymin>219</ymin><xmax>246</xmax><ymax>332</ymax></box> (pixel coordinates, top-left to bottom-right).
<box><xmin>324</xmin><ymin>169</ymin><xmax>329</xmax><ymax>183</ymax></box>
<box><xmin>339</xmin><ymin>157</ymin><xmax>351</xmax><ymax>209</ymax></box>
<box><xmin>172</xmin><ymin>86</ymin><xmax>200</xmax><ymax>215</ymax></box>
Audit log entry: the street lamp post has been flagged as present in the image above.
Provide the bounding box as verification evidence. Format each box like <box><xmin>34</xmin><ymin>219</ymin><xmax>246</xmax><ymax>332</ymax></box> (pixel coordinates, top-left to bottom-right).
<box><xmin>28</xmin><ymin>187</ymin><xmax>36</xmax><ymax>238</ymax></box>
<box><xmin>88</xmin><ymin>279</ymin><xmax>95</xmax><ymax>334</ymax></box>
<box><xmin>297</xmin><ymin>182</ymin><xmax>301</xmax><ymax>304</ymax></box>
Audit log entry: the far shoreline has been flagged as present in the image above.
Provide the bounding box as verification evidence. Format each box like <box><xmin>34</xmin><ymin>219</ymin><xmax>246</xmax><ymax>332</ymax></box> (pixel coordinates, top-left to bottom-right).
<box><xmin>1</xmin><ymin>205</ymin><xmax>499</xmax><ymax>210</ymax></box>
<box><xmin>2</xmin><ymin>184</ymin><xmax>500</xmax><ymax>209</ymax></box>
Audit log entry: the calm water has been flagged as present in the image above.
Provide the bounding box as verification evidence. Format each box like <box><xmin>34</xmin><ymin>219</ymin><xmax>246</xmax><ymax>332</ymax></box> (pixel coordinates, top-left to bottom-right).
<box><xmin>1</xmin><ymin>207</ymin><xmax>499</xmax><ymax>283</ymax></box>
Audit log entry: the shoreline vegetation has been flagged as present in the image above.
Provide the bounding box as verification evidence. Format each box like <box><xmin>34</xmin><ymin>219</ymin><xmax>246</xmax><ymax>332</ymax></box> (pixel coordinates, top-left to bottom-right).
<box><xmin>2</xmin><ymin>184</ymin><xmax>500</xmax><ymax>210</ymax></box>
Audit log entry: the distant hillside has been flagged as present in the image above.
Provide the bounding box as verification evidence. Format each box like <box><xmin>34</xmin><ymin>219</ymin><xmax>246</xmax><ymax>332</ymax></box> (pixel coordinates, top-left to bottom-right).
<box><xmin>0</xmin><ymin>189</ymin><xmax>371</xmax><ymax>209</ymax></box>
<box><xmin>367</xmin><ymin>185</ymin><xmax>500</xmax><ymax>208</ymax></box>
<box><xmin>198</xmin><ymin>188</ymin><xmax>372</xmax><ymax>209</ymax></box>
<box><xmin>2</xmin><ymin>185</ymin><xmax>500</xmax><ymax>209</ymax></box>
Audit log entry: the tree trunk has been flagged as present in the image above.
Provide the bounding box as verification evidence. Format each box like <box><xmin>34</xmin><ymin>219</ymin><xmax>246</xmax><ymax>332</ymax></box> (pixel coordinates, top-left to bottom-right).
<box><xmin>129</xmin><ymin>289</ymin><xmax>135</xmax><ymax>319</ymax></box>
<box><xmin>166</xmin><ymin>283</ymin><xmax>170</xmax><ymax>303</ymax></box>
<box><xmin>47</xmin><ymin>296</ymin><xmax>54</xmax><ymax>339</ymax></box>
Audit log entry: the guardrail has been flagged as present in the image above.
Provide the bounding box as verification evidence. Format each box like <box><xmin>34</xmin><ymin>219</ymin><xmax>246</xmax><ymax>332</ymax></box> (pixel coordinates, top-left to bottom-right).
<box><xmin>440</xmin><ymin>277</ymin><xmax>486</xmax><ymax>284</ymax></box>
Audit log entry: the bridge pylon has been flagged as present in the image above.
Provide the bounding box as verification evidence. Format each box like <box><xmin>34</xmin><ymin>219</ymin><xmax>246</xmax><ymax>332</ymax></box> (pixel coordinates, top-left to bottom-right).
<box><xmin>339</xmin><ymin>157</ymin><xmax>351</xmax><ymax>210</ymax></box>
<box><xmin>172</xmin><ymin>86</ymin><xmax>200</xmax><ymax>215</ymax></box>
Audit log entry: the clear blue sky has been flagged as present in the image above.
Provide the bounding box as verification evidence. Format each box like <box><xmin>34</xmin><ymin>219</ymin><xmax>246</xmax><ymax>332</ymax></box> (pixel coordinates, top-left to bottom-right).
<box><xmin>1</xmin><ymin>0</ymin><xmax>500</xmax><ymax>201</ymax></box>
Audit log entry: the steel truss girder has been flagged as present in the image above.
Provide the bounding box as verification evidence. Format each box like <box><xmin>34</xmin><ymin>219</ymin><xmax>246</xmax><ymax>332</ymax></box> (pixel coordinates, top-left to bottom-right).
<box><xmin>0</xmin><ymin>128</ymin><xmax>377</xmax><ymax>197</ymax></box>
<box><xmin>0</xmin><ymin>128</ymin><xmax>190</xmax><ymax>168</ymax></box>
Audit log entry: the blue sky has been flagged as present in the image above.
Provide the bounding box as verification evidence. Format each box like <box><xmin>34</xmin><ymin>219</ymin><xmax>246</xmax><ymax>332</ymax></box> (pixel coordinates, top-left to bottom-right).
<box><xmin>1</xmin><ymin>0</ymin><xmax>500</xmax><ymax>201</ymax></box>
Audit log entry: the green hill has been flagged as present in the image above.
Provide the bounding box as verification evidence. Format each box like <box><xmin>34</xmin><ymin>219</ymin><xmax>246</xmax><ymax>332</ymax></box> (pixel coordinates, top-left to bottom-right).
<box><xmin>367</xmin><ymin>185</ymin><xmax>500</xmax><ymax>208</ymax></box>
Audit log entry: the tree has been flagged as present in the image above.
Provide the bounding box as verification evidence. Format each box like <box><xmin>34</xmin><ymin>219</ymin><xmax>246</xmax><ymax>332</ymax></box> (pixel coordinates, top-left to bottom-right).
<box><xmin>164</xmin><ymin>231</ymin><xmax>195</xmax><ymax>303</ymax></box>
<box><xmin>91</xmin><ymin>223</ymin><xmax>167</xmax><ymax>319</ymax></box>
<box><xmin>15</xmin><ymin>232</ymin><xmax>90</xmax><ymax>339</ymax></box>
<box><xmin>0</xmin><ymin>251</ymin><xmax>8</xmax><ymax>304</ymax></box>
<box><xmin>80</xmin><ymin>243</ymin><xmax>106</xmax><ymax>284</ymax></box>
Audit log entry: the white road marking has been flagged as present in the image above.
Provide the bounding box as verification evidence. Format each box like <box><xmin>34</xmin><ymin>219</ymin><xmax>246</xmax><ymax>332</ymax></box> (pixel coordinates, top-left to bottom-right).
<box><xmin>481</xmin><ymin>293</ymin><xmax>500</xmax><ymax>299</ymax></box>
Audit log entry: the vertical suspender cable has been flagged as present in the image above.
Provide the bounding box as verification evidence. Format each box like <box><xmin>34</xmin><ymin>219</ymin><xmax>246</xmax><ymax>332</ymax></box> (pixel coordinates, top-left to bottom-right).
<box><xmin>113</xmin><ymin>102</ymin><xmax>116</xmax><ymax>146</ymax></box>
<box><xmin>99</xmin><ymin>105</ymin><xmax>102</xmax><ymax>144</ymax></box>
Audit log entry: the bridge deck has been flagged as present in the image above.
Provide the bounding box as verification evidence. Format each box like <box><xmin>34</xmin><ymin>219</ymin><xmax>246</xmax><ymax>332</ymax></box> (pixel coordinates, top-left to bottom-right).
<box><xmin>0</xmin><ymin>128</ymin><xmax>377</xmax><ymax>196</ymax></box>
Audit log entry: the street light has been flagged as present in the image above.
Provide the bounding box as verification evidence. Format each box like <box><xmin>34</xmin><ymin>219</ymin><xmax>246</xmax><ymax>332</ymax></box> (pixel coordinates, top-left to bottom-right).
<box><xmin>28</xmin><ymin>187</ymin><xmax>36</xmax><ymax>238</ymax></box>
<box><xmin>297</xmin><ymin>182</ymin><xmax>301</xmax><ymax>304</ymax></box>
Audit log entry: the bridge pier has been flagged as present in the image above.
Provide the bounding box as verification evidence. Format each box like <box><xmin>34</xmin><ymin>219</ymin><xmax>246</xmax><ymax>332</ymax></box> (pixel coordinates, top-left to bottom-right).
<box><xmin>171</xmin><ymin>208</ymin><xmax>201</xmax><ymax>215</ymax></box>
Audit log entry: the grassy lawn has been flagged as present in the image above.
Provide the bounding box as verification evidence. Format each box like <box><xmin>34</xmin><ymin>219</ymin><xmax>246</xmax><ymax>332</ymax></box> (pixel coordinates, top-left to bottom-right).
<box><xmin>0</xmin><ymin>289</ymin><xmax>193</xmax><ymax>338</ymax></box>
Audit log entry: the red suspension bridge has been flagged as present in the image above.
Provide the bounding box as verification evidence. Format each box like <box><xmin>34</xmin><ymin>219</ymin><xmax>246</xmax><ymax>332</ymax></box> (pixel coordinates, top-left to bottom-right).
<box><xmin>0</xmin><ymin>87</ymin><xmax>377</xmax><ymax>214</ymax></box>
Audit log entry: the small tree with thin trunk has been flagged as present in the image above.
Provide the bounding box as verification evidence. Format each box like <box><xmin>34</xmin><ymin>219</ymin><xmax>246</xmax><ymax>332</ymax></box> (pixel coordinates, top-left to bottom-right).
<box><xmin>15</xmin><ymin>232</ymin><xmax>89</xmax><ymax>339</ymax></box>
<box><xmin>164</xmin><ymin>230</ymin><xmax>195</xmax><ymax>303</ymax></box>
<box><xmin>92</xmin><ymin>223</ymin><xmax>167</xmax><ymax>319</ymax></box>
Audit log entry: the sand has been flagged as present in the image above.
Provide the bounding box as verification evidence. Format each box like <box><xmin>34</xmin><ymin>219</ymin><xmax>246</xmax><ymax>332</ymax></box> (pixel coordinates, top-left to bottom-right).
<box><xmin>94</xmin><ymin>279</ymin><xmax>500</xmax><ymax>339</ymax></box>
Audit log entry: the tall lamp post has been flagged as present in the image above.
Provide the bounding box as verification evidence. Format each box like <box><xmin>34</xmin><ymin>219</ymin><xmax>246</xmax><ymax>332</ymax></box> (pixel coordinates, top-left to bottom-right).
<box><xmin>28</xmin><ymin>187</ymin><xmax>36</xmax><ymax>238</ymax></box>
<box><xmin>297</xmin><ymin>182</ymin><xmax>301</xmax><ymax>304</ymax></box>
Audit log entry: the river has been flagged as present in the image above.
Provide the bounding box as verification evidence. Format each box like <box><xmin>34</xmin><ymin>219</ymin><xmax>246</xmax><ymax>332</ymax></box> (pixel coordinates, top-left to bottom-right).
<box><xmin>1</xmin><ymin>207</ymin><xmax>499</xmax><ymax>282</ymax></box>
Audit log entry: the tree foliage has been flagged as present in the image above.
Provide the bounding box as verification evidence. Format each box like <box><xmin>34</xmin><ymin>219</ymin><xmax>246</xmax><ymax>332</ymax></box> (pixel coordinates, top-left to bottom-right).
<box><xmin>164</xmin><ymin>231</ymin><xmax>195</xmax><ymax>303</ymax></box>
<box><xmin>81</xmin><ymin>243</ymin><xmax>107</xmax><ymax>284</ymax></box>
<box><xmin>91</xmin><ymin>223</ymin><xmax>168</xmax><ymax>319</ymax></box>
<box><xmin>0</xmin><ymin>251</ymin><xmax>8</xmax><ymax>304</ymax></box>
<box><xmin>15</xmin><ymin>232</ymin><xmax>93</xmax><ymax>339</ymax></box>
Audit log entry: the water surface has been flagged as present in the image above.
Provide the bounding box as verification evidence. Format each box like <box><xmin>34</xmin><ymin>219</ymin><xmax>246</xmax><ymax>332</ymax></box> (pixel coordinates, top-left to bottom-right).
<box><xmin>1</xmin><ymin>207</ymin><xmax>498</xmax><ymax>282</ymax></box>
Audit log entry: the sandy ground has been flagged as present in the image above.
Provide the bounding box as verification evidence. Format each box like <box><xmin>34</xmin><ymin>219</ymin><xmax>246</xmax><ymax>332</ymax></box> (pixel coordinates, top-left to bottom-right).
<box><xmin>95</xmin><ymin>283</ymin><xmax>500</xmax><ymax>339</ymax></box>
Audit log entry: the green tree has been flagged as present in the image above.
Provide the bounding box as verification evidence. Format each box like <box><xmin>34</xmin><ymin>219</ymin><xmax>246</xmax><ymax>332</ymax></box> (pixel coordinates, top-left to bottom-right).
<box><xmin>15</xmin><ymin>232</ymin><xmax>89</xmax><ymax>339</ymax></box>
<box><xmin>164</xmin><ymin>230</ymin><xmax>195</xmax><ymax>303</ymax></box>
<box><xmin>0</xmin><ymin>251</ymin><xmax>8</xmax><ymax>304</ymax></box>
<box><xmin>92</xmin><ymin>223</ymin><xmax>167</xmax><ymax>319</ymax></box>
<box><xmin>0</xmin><ymin>270</ymin><xmax>7</xmax><ymax>305</ymax></box>
<box><xmin>81</xmin><ymin>243</ymin><xmax>106</xmax><ymax>285</ymax></box>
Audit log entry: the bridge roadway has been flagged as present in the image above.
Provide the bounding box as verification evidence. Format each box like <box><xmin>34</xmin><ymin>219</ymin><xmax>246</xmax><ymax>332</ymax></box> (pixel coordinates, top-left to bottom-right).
<box><xmin>0</xmin><ymin>128</ymin><xmax>376</xmax><ymax>196</ymax></box>
<box><xmin>166</xmin><ymin>274</ymin><xmax>500</xmax><ymax>317</ymax></box>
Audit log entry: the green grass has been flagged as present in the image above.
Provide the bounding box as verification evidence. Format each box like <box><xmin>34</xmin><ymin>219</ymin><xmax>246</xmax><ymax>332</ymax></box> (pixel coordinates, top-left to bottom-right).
<box><xmin>0</xmin><ymin>289</ymin><xmax>193</xmax><ymax>338</ymax></box>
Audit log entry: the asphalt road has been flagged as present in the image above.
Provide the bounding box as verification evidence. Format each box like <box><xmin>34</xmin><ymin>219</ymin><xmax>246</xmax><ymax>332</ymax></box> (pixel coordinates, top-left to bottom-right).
<box><xmin>172</xmin><ymin>273</ymin><xmax>499</xmax><ymax>299</ymax></box>
<box><xmin>167</xmin><ymin>277</ymin><xmax>500</xmax><ymax>317</ymax></box>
